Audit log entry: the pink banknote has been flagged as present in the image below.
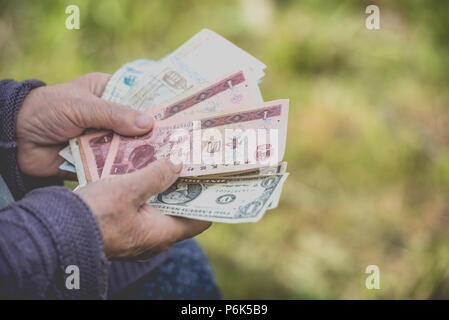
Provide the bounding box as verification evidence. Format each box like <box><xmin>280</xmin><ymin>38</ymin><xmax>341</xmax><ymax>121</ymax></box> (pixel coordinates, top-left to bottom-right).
<box><xmin>78</xmin><ymin>131</ymin><xmax>114</xmax><ymax>182</ymax></box>
<box><xmin>78</xmin><ymin>69</ymin><xmax>262</xmax><ymax>182</ymax></box>
<box><xmin>97</xmin><ymin>99</ymin><xmax>289</xmax><ymax>179</ymax></box>
<box><xmin>148</xmin><ymin>70</ymin><xmax>262</xmax><ymax>120</ymax></box>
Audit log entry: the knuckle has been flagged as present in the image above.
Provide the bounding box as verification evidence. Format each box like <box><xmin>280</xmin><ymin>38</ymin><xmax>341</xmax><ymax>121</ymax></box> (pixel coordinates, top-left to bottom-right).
<box><xmin>70</xmin><ymin>98</ymin><xmax>96</xmax><ymax>126</ymax></box>
<box><xmin>103</xmin><ymin>102</ymin><xmax>116</xmax><ymax>120</ymax></box>
<box><xmin>69</xmin><ymin>94</ymin><xmax>86</xmax><ymax>109</ymax></box>
<box><xmin>93</xmin><ymin>102</ymin><xmax>122</xmax><ymax>129</ymax></box>
<box><xmin>87</xmin><ymin>71</ymin><xmax>106</xmax><ymax>79</ymax></box>
<box><xmin>71</xmin><ymin>73</ymin><xmax>93</xmax><ymax>88</ymax></box>
<box><xmin>83</xmin><ymin>72</ymin><xmax>109</xmax><ymax>85</ymax></box>
<box><xmin>81</xmin><ymin>72</ymin><xmax>111</xmax><ymax>97</ymax></box>
<box><xmin>107</xmin><ymin>103</ymin><xmax>128</xmax><ymax>124</ymax></box>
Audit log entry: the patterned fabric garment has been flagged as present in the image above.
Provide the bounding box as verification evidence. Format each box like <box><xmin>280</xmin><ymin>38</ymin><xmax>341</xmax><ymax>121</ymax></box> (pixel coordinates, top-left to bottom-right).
<box><xmin>110</xmin><ymin>239</ymin><xmax>222</xmax><ymax>300</ymax></box>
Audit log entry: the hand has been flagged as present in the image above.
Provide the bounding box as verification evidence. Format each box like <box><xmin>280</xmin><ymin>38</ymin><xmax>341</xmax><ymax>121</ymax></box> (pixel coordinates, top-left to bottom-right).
<box><xmin>76</xmin><ymin>159</ymin><xmax>211</xmax><ymax>259</ymax></box>
<box><xmin>16</xmin><ymin>72</ymin><xmax>154</xmax><ymax>178</ymax></box>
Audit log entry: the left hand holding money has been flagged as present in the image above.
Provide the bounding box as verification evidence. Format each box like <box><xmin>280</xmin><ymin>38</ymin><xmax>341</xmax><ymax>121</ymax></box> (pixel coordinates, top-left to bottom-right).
<box><xmin>15</xmin><ymin>72</ymin><xmax>155</xmax><ymax>178</ymax></box>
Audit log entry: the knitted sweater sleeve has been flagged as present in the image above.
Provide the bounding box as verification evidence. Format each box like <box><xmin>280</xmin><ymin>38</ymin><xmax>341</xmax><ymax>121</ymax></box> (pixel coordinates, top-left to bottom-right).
<box><xmin>0</xmin><ymin>79</ymin><xmax>60</xmax><ymax>199</ymax></box>
<box><xmin>0</xmin><ymin>79</ymin><xmax>109</xmax><ymax>299</ymax></box>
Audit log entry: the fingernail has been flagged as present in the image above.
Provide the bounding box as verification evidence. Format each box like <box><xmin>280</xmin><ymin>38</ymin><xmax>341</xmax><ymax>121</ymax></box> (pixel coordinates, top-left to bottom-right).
<box><xmin>167</xmin><ymin>158</ymin><xmax>183</xmax><ymax>173</ymax></box>
<box><xmin>135</xmin><ymin>113</ymin><xmax>153</xmax><ymax>129</ymax></box>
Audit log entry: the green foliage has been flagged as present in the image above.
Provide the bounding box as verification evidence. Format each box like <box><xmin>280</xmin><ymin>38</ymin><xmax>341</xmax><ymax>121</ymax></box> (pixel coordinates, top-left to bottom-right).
<box><xmin>2</xmin><ymin>0</ymin><xmax>449</xmax><ymax>299</ymax></box>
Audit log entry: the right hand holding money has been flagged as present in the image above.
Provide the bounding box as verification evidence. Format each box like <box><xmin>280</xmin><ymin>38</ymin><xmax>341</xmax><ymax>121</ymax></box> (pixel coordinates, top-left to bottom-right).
<box><xmin>75</xmin><ymin>159</ymin><xmax>211</xmax><ymax>259</ymax></box>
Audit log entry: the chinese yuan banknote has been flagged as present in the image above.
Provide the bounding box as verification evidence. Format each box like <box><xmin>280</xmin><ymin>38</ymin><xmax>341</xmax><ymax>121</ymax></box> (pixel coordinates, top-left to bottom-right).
<box><xmin>63</xmin><ymin>29</ymin><xmax>266</xmax><ymax>181</ymax></box>
<box><xmin>77</xmin><ymin>69</ymin><xmax>264</xmax><ymax>182</ymax></box>
<box><xmin>79</xmin><ymin>99</ymin><xmax>288</xmax><ymax>181</ymax></box>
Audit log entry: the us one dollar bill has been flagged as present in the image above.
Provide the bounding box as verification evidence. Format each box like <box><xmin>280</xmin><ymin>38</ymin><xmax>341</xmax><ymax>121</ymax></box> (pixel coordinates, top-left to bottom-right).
<box><xmin>148</xmin><ymin>173</ymin><xmax>288</xmax><ymax>223</ymax></box>
<box><xmin>198</xmin><ymin>162</ymin><xmax>287</xmax><ymax>210</ymax></box>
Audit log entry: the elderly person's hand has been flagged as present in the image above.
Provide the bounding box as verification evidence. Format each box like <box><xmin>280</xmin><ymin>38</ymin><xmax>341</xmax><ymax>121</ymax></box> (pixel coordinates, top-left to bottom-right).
<box><xmin>16</xmin><ymin>72</ymin><xmax>211</xmax><ymax>259</ymax></box>
<box><xmin>16</xmin><ymin>72</ymin><xmax>154</xmax><ymax>178</ymax></box>
<box><xmin>76</xmin><ymin>159</ymin><xmax>211</xmax><ymax>259</ymax></box>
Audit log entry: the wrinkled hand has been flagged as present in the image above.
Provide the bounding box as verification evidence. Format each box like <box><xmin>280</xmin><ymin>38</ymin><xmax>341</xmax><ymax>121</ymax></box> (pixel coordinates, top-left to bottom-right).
<box><xmin>17</xmin><ymin>72</ymin><xmax>211</xmax><ymax>258</ymax></box>
<box><xmin>16</xmin><ymin>72</ymin><xmax>154</xmax><ymax>178</ymax></box>
<box><xmin>76</xmin><ymin>159</ymin><xmax>211</xmax><ymax>259</ymax></box>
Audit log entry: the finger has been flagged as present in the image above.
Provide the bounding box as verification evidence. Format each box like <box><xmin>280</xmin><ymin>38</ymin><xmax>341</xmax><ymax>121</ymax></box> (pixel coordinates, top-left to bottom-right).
<box><xmin>73</xmin><ymin>96</ymin><xmax>154</xmax><ymax>136</ymax></box>
<box><xmin>139</xmin><ymin>205</ymin><xmax>212</xmax><ymax>250</ymax></box>
<box><xmin>167</xmin><ymin>216</ymin><xmax>212</xmax><ymax>242</ymax></box>
<box><xmin>71</xmin><ymin>72</ymin><xmax>112</xmax><ymax>97</ymax></box>
<box><xmin>121</xmin><ymin>159</ymin><xmax>183</xmax><ymax>206</ymax></box>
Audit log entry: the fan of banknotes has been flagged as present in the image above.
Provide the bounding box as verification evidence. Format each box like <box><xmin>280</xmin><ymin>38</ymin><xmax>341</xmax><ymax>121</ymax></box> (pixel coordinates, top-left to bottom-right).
<box><xmin>59</xmin><ymin>29</ymin><xmax>289</xmax><ymax>223</ymax></box>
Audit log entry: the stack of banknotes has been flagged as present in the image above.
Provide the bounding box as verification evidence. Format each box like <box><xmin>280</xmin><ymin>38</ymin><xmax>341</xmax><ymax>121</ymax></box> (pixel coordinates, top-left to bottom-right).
<box><xmin>59</xmin><ymin>29</ymin><xmax>289</xmax><ymax>223</ymax></box>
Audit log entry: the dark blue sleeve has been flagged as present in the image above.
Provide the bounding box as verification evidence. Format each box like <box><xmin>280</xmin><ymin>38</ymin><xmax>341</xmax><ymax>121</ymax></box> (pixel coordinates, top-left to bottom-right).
<box><xmin>0</xmin><ymin>186</ymin><xmax>109</xmax><ymax>299</ymax></box>
<box><xmin>0</xmin><ymin>79</ymin><xmax>60</xmax><ymax>200</ymax></box>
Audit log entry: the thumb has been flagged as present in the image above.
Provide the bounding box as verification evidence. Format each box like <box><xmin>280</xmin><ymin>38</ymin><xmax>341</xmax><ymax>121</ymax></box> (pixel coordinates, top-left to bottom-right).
<box><xmin>121</xmin><ymin>158</ymin><xmax>183</xmax><ymax>206</ymax></box>
<box><xmin>76</xmin><ymin>96</ymin><xmax>154</xmax><ymax>136</ymax></box>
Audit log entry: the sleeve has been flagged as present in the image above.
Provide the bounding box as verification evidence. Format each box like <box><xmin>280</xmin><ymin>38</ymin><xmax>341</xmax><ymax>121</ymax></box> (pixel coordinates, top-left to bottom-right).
<box><xmin>0</xmin><ymin>186</ymin><xmax>109</xmax><ymax>299</ymax></box>
<box><xmin>0</xmin><ymin>79</ymin><xmax>61</xmax><ymax>200</ymax></box>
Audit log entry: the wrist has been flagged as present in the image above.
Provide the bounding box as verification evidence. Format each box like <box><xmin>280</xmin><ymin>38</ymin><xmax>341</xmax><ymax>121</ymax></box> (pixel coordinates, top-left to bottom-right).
<box><xmin>15</xmin><ymin>85</ymin><xmax>48</xmax><ymax>176</ymax></box>
<box><xmin>0</xmin><ymin>79</ymin><xmax>46</xmax><ymax>198</ymax></box>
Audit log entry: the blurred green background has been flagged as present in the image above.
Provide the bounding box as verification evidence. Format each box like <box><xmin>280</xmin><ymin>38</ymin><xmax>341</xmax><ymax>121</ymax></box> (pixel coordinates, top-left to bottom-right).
<box><xmin>1</xmin><ymin>0</ymin><xmax>449</xmax><ymax>299</ymax></box>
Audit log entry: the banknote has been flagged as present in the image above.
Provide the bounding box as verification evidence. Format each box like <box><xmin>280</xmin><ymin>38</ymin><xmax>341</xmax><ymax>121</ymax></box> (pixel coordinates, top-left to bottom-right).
<box><xmin>122</xmin><ymin>64</ymin><xmax>261</xmax><ymax>114</ymax></box>
<box><xmin>59</xmin><ymin>60</ymin><xmax>153</xmax><ymax>171</ymax></box>
<box><xmin>63</xmin><ymin>30</ymin><xmax>288</xmax><ymax>224</ymax></box>
<box><xmin>165</xmin><ymin>29</ymin><xmax>266</xmax><ymax>82</ymax></box>
<box><xmin>199</xmin><ymin>161</ymin><xmax>287</xmax><ymax>178</ymax></box>
<box><xmin>122</xmin><ymin>29</ymin><xmax>266</xmax><ymax>112</ymax></box>
<box><xmin>58</xmin><ymin>161</ymin><xmax>76</xmax><ymax>173</ymax></box>
<box><xmin>265</xmin><ymin>162</ymin><xmax>287</xmax><ymax>209</ymax></box>
<box><xmin>101</xmin><ymin>30</ymin><xmax>265</xmax><ymax>106</ymax></box>
<box><xmin>121</xmin><ymin>60</ymin><xmax>207</xmax><ymax>112</ymax></box>
<box><xmin>69</xmin><ymin>138</ymin><xmax>87</xmax><ymax>186</ymax></box>
<box><xmin>93</xmin><ymin>99</ymin><xmax>288</xmax><ymax>180</ymax></box>
<box><xmin>64</xmin><ymin>60</ymin><xmax>159</xmax><ymax>176</ymax></box>
<box><xmin>77</xmin><ymin>131</ymin><xmax>114</xmax><ymax>182</ymax></box>
<box><xmin>77</xmin><ymin>70</ymin><xmax>265</xmax><ymax>182</ymax></box>
<box><xmin>65</xmin><ymin>29</ymin><xmax>267</xmax><ymax>176</ymax></box>
<box><xmin>58</xmin><ymin>146</ymin><xmax>74</xmax><ymax>164</ymax></box>
<box><xmin>67</xmin><ymin>67</ymin><xmax>262</xmax><ymax>177</ymax></box>
<box><xmin>59</xmin><ymin>148</ymin><xmax>74</xmax><ymax>170</ymax></box>
<box><xmin>102</xmin><ymin>59</ymin><xmax>157</xmax><ymax>102</ymax></box>
<box><xmin>200</xmin><ymin>162</ymin><xmax>288</xmax><ymax>210</ymax></box>
<box><xmin>147</xmin><ymin>173</ymin><xmax>288</xmax><ymax>223</ymax></box>
<box><xmin>148</xmin><ymin>70</ymin><xmax>262</xmax><ymax>120</ymax></box>
<box><xmin>200</xmin><ymin>162</ymin><xmax>287</xmax><ymax>210</ymax></box>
